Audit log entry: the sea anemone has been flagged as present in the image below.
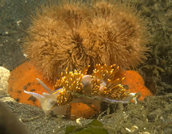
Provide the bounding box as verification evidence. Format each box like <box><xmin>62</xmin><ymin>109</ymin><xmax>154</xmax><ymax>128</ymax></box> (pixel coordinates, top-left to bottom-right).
<box><xmin>24</xmin><ymin>1</ymin><xmax>91</xmax><ymax>83</ymax></box>
<box><xmin>80</xmin><ymin>1</ymin><xmax>149</xmax><ymax>67</ymax></box>
<box><xmin>24</xmin><ymin>0</ymin><xmax>149</xmax><ymax>83</ymax></box>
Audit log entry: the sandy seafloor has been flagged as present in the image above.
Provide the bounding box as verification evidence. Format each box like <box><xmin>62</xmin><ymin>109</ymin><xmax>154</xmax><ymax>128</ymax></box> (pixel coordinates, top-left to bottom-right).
<box><xmin>0</xmin><ymin>0</ymin><xmax>172</xmax><ymax>134</ymax></box>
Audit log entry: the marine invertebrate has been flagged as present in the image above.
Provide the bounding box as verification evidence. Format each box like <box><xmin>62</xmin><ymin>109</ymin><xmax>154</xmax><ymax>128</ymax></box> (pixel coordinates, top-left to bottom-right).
<box><xmin>24</xmin><ymin>0</ymin><xmax>149</xmax><ymax>83</ymax></box>
<box><xmin>8</xmin><ymin>61</ymin><xmax>53</xmax><ymax>107</ymax></box>
<box><xmin>8</xmin><ymin>61</ymin><xmax>152</xmax><ymax>119</ymax></box>
<box><xmin>24</xmin><ymin>1</ymin><xmax>91</xmax><ymax>83</ymax></box>
<box><xmin>21</xmin><ymin>64</ymin><xmax>135</xmax><ymax>116</ymax></box>
<box><xmin>80</xmin><ymin>1</ymin><xmax>149</xmax><ymax>68</ymax></box>
<box><xmin>121</xmin><ymin>70</ymin><xmax>152</xmax><ymax>101</ymax></box>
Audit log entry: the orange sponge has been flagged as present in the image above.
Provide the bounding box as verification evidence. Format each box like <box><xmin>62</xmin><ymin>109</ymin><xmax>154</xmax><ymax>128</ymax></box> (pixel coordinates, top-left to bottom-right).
<box><xmin>8</xmin><ymin>61</ymin><xmax>53</xmax><ymax>107</ymax></box>
<box><xmin>121</xmin><ymin>70</ymin><xmax>153</xmax><ymax>101</ymax></box>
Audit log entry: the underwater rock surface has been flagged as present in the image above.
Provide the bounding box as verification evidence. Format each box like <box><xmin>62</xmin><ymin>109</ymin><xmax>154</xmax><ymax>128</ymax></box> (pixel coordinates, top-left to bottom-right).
<box><xmin>0</xmin><ymin>94</ymin><xmax>171</xmax><ymax>134</ymax></box>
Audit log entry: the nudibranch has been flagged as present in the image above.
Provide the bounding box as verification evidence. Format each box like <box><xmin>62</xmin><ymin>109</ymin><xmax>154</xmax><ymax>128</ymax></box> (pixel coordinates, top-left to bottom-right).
<box><xmin>22</xmin><ymin>64</ymin><xmax>139</xmax><ymax>116</ymax></box>
<box><xmin>8</xmin><ymin>61</ymin><xmax>152</xmax><ymax>119</ymax></box>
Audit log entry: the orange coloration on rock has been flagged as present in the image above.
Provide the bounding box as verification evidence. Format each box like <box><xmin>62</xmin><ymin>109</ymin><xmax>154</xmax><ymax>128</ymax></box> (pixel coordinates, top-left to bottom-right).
<box><xmin>8</xmin><ymin>61</ymin><xmax>53</xmax><ymax>107</ymax></box>
<box><xmin>8</xmin><ymin>61</ymin><xmax>152</xmax><ymax>119</ymax></box>
<box><xmin>121</xmin><ymin>70</ymin><xmax>153</xmax><ymax>101</ymax></box>
<box><xmin>70</xmin><ymin>102</ymin><xmax>100</xmax><ymax>119</ymax></box>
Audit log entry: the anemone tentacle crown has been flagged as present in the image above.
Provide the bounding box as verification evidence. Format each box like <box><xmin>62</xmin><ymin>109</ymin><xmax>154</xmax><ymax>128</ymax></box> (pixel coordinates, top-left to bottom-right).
<box><xmin>24</xmin><ymin>0</ymin><xmax>149</xmax><ymax>83</ymax></box>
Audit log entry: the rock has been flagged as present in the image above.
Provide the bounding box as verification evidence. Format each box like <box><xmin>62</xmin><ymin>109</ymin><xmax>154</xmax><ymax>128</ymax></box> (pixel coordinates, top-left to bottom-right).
<box><xmin>0</xmin><ymin>102</ymin><xmax>28</xmax><ymax>134</ymax></box>
<box><xmin>0</xmin><ymin>67</ymin><xmax>10</xmax><ymax>95</ymax></box>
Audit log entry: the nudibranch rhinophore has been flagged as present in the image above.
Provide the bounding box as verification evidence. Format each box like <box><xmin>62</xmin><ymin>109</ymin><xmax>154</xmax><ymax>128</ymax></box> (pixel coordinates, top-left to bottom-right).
<box><xmin>23</xmin><ymin>64</ymin><xmax>139</xmax><ymax>116</ymax></box>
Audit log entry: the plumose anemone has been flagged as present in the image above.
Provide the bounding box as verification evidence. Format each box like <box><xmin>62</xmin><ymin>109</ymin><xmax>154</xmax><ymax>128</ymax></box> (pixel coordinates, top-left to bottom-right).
<box><xmin>24</xmin><ymin>0</ymin><xmax>149</xmax><ymax>83</ymax></box>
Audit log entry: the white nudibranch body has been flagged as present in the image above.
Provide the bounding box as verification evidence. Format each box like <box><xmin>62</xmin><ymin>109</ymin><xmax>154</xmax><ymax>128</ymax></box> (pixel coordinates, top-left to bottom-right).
<box><xmin>24</xmin><ymin>77</ymin><xmax>139</xmax><ymax>114</ymax></box>
<box><xmin>24</xmin><ymin>88</ymin><xmax>64</xmax><ymax>114</ymax></box>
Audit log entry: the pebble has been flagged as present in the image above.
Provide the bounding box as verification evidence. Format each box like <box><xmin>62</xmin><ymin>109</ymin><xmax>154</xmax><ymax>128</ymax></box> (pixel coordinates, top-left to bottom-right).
<box><xmin>0</xmin><ymin>66</ymin><xmax>10</xmax><ymax>95</ymax></box>
<box><xmin>0</xmin><ymin>96</ymin><xmax>15</xmax><ymax>102</ymax></box>
<box><xmin>125</xmin><ymin>125</ymin><xmax>139</xmax><ymax>133</ymax></box>
<box><xmin>0</xmin><ymin>67</ymin><xmax>16</xmax><ymax>102</ymax></box>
